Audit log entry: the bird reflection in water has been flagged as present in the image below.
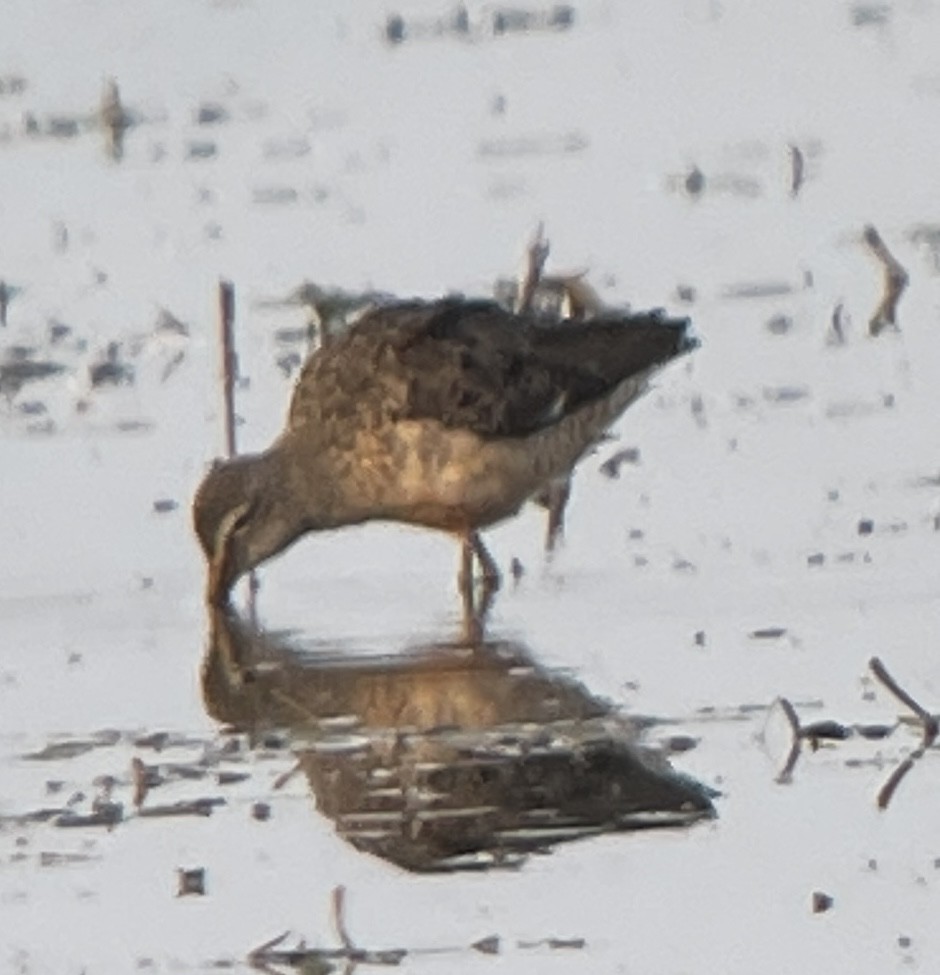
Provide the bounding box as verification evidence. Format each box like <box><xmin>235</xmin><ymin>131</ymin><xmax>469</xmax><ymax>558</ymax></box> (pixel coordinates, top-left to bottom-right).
<box><xmin>203</xmin><ymin>610</ymin><xmax>715</xmax><ymax>873</ymax></box>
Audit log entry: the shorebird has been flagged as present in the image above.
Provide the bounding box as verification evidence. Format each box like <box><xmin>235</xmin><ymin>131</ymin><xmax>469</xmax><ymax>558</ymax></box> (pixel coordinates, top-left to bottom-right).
<box><xmin>194</xmin><ymin>297</ymin><xmax>696</xmax><ymax>613</ymax></box>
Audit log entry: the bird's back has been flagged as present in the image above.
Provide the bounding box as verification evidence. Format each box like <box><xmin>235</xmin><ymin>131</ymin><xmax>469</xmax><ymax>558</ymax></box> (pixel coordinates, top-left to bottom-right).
<box><xmin>287</xmin><ymin>298</ymin><xmax>694</xmax><ymax>443</ymax></box>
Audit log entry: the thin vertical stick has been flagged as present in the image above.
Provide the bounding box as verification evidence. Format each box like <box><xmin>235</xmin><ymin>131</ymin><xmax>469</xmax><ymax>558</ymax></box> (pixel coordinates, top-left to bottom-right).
<box><xmin>515</xmin><ymin>222</ymin><xmax>550</xmax><ymax>315</ymax></box>
<box><xmin>217</xmin><ymin>279</ymin><xmax>258</xmax><ymax>623</ymax></box>
<box><xmin>218</xmin><ymin>280</ymin><xmax>238</xmax><ymax>458</ymax></box>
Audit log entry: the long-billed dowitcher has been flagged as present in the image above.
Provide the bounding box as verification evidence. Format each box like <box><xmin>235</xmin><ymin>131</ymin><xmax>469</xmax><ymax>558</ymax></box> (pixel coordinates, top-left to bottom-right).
<box><xmin>194</xmin><ymin>297</ymin><xmax>696</xmax><ymax>609</ymax></box>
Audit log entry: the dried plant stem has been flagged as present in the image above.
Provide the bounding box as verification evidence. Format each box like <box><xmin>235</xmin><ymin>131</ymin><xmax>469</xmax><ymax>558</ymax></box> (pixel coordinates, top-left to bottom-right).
<box><xmin>515</xmin><ymin>222</ymin><xmax>550</xmax><ymax>315</ymax></box>
<box><xmin>863</xmin><ymin>225</ymin><xmax>909</xmax><ymax>336</ymax></box>
<box><xmin>869</xmin><ymin>656</ymin><xmax>938</xmax><ymax>809</ymax></box>
<box><xmin>218</xmin><ymin>280</ymin><xmax>238</xmax><ymax>458</ymax></box>
<box><xmin>869</xmin><ymin>657</ymin><xmax>936</xmax><ymax>734</ymax></box>
<box><xmin>774</xmin><ymin>697</ymin><xmax>802</xmax><ymax>784</ymax></box>
<box><xmin>788</xmin><ymin>143</ymin><xmax>805</xmax><ymax>198</ymax></box>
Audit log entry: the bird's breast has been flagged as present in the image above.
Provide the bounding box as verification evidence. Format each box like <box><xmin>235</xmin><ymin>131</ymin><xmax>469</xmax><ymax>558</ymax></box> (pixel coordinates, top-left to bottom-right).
<box><xmin>325</xmin><ymin>420</ymin><xmax>534</xmax><ymax>530</ymax></box>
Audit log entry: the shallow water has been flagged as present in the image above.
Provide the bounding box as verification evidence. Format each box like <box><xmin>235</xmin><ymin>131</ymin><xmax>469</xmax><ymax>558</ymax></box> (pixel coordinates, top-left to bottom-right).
<box><xmin>4</xmin><ymin>1</ymin><xmax>940</xmax><ymax>972</ymax></box>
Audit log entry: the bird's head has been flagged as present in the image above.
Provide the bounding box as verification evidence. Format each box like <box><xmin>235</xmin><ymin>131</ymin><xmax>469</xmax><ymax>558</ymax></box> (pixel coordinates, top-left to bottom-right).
<box><xmin>193</xmin><ymin>453</ymin><xmax>299</xmax><ymax>606</ymax></box>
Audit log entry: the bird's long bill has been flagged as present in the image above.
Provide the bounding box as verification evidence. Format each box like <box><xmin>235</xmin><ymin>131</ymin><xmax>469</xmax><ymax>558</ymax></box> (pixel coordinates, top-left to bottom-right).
<box><xmin>205</xmin><ymin>499</ymin><xmax>253</xmax><ymax>606</ymax></box>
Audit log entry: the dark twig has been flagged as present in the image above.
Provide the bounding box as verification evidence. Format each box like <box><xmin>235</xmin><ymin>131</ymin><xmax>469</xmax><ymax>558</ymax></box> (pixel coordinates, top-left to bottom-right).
<box><xmin>863</xmin><ymin>226</ymin><xmax>909</xmax><ymax>336</ymax></box>
<box><xmin>773</xmin><ymin>697</ymin><xmax>802</xmax><ymax>784</ymax></box>
<box><xmin>515</xmin><ymin>223</ymin><xmax>550</xmax><ymax>315</ymax></box>
<box><xmin>218</xmin><ymin>280</ymin><xmax>238</xmax><ymax>460</ymax></box>
<box><xmin>788</xmin><ymin>143</ymin><xmax>805</xmax><ymax>199</ymax></box>
<box><xmin>869</xmin><ymin>657</ymin><xmax>936</xmax><ymax>734</ymax></box>
<box><xmin>869</xmin><ymin>656</ymin><xmax>938</xmax><ymax>809</ymax></box>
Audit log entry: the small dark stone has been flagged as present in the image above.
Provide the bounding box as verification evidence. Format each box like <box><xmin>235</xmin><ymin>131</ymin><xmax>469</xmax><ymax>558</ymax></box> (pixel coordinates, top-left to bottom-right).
<box><xmin>811</xmin><ymin>890</ymin><xmax>834</xmax><ymax>913</ymax></box>
<box><xmin>549</xmin><ymin>5</ymin><xmax>575</xmax><ymax>28</ymax></box>
<box><xmin>177</xmin><ymin>867</ymin><xmax>206</xmax><ymax>896</ymax></box>
<box><xmin>472</xmin><ymin>936</ymin><xmax>500</xmax><ymax>955</ymax></box>
<box><xmin>152</xmin><ymin>498</ymin><xmax>178</xmax><ymax>514</ymax></box>
<box><xmin>185</xmin><ymin>140</ymin><xmax>217</xmax><ymax>160</ymax></box>
<box><xmin>694</xmin><ymin>630</ymin><xmax>706</xmax><ymax>647</ymax></box>
<box><xmin>665</xmin><ymin>734</ymin><xmax>698</xmax><ymax>753</ymax></box>
<box><xmin>385</xmin><ymin>14</ymin><xmax>406</xmax><ymax>43</ymax></box>
<box><xmin>251</xmin><ymin>802</ymin><xmax>271</xmax><ymax>822</ymax></box>
<box><xmin>685</xmin><ymin>166</ymin><xmax>705</xmax><ymax>196</ymax></box>
<box><xmin>766</xmin><ymin>314</ymin><xmax>793</xmax><ymax>336</ymax></box>
<box><xmin>510</xmin><ymin>557</ymin><xmax>525</xmax><ymax>582</ymax></box>
<box><xmin>807</xmin><ymin>552</ymin><xmax>825</xmax><ymax>567</ymax></box>
<box><xmin>195</xmin><ymin>103</ymin><xmax>229</xmax><ymax>126</ymax></box>
<box><xmin>857</xmin><ymin>519</ymin><xmax>874</xmax><ymax>536</ymax></box>
<box><xmin>452</xmin><ymin>4</ymin><xmax>469</xmax><ymax>33</ymax></box>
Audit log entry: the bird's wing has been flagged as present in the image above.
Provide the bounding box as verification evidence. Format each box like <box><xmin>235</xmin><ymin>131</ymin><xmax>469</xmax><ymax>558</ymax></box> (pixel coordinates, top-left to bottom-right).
<box><xmin>288</xmin><ymin>298</ymin><xmax>692</xmax><ymax>440</ymax></box>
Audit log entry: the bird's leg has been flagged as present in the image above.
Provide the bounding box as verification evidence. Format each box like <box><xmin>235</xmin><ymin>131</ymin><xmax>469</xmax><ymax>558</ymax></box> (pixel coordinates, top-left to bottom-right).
<box><xmin>459</xmin><ymin>534</ymin><xmax>475</xmax><ymax>602</ymax></box>
<box><xmin>469</xmin><ymin>531</ymin><xmax>501</xmax><ymax>595</ymax></box>
<box><xmin>544</xmin><ymin>476</ymin><xmax>572</xmax><ymax>555</ymax></box>
<box><xmin>458</xmin><ymin>534</ymin><xmax>482</xmax><ymax>645</ymax></box>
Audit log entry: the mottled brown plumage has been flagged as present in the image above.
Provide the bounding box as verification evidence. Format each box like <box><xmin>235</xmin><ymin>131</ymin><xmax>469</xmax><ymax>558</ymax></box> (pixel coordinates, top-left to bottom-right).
<box><xmin>194</xmin><ymin>297</ymin><xmax>696</xmax><ymax>606</ymax></box>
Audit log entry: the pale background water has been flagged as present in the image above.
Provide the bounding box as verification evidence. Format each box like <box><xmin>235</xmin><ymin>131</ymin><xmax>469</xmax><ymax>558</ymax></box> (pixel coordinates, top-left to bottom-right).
<box><xmin>2</xmin><ymin>1</ymin><xmax>940</xmax><ymax>972</ymax></box>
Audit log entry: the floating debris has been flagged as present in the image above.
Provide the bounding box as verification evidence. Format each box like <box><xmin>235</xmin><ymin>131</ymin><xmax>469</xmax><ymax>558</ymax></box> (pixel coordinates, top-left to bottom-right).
<box><xmin>789</xmin><ymin>143</ymin><xmax>805</xmax><ymax>197</ymax></box>
<box><xmin>801</xmin><ymin>720</ymin><xmax>851</xmax><ymax>742</ymax></box>
<box><xmin>765</xmin><ymin>313</ymin><xmax>793</xmax><ymax>336</ymax></box>
<box><xmin>195</xmin><ymin>102</ymin><xmax>229</xmax><ymax>126</ymax></box>
<box><xmin>252</xmin><ymin>186</ymin><xmax>299</xmax><ymax>206</ymax></box>
<box><xmin>812</xmin><ymin>890</ymin><xmax>834</xmax><ymax>913</ymax></box>
<box><xmin>864</xmin><ymin>225</ymin><xmax>908</xmax><ymax>336</ymax></box>
<box><xmin>0</xmin><ymin>75</ymin><xmax>27</xmax><ymax>96</ymax></box>
<box><xmin>177</xmin><ymin>867</ymin><xmax>207</xmax><ymax>896</ymax></box>
<box><xmin>749</xmin><ymin>627</ymin><xmax>787</xmax><ymax>640</ymax></box>
<box><xmin>186</xmin><ymin>140</ymin><xmax>218</xmax><ymax>160</ymax></box>
<box><xmin>478</xmin><ymin>131</ymin><xmax>588</xmax><ymax>158</ymax></box>
<box><xmin>89</xmin><ymin>342</ymin><xmax>134</xmax><ymax>387</ymax></box>
<box><xmin>492</xmin><ymin>4</ymin><xmax>574</xmax><ymax>35</ymax></box>
<box><xmin>599</xmin><ymin>447</ymin><xmax>641</xmax><ymax>478</ymax></box>
<box><xmin>384</xmin><ymin>4</ymin><xmax>572</xmax><ymax>45</ymax></box>
<box><xmin>0</xmin><ymin>349</ymin><xmax>64</xmax><ymax>398</ymax></box>
<box><xmin>684</xmin><ymin>165</ymin><xmax>705</xmax><ymax>197</ymax></box>
<box><xmin>850</xmin><ymin>3</ymin><xmax>889</xmax><ymax>27</ymax></box>
<box><xmin>721</xmin><ymin>280</ymin><xmax>798</xmax><ymax>300</ymax></box>
<box><xmin>55</xmin><ymin>801</ymin><xmax>123</xmax><ymax>829</ymax></box>
<box><xmin>137</xmin><ymin>798</ymin><xmax>223</xmax><ymax>818</ymax></box>
<box><xmin>762</xmin><ymin>385</ymin><xmax>810</xmax><ymax>404</ymax></box>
